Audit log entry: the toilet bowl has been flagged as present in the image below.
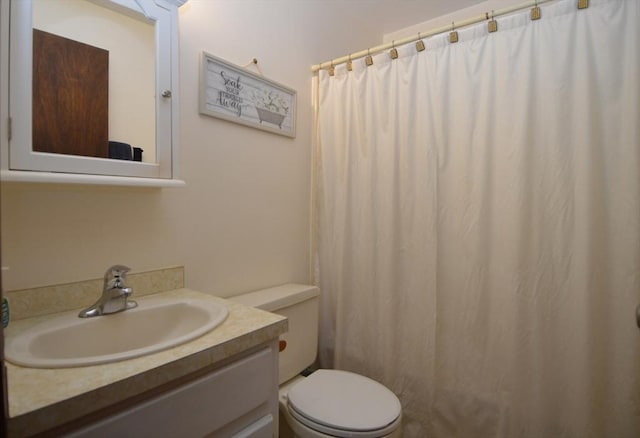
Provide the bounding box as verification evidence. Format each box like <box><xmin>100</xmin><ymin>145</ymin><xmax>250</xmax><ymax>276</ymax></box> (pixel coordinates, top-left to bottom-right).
<box><xmin>231</xmin><ymin>284</ymin><xmax>402</xmax><ymax>438</ymax></box>
<box><xmin>280</xmin><ymin>371</ymin><xmax>402</xmax><ymax>438</ymax></box>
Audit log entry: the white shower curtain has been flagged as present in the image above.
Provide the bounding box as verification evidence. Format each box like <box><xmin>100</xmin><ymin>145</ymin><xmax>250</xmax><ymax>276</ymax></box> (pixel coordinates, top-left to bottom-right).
<box><xmin>315</xmin><ymin>0</ymin><xmax>640</xmax><ymax>436</ymax></box>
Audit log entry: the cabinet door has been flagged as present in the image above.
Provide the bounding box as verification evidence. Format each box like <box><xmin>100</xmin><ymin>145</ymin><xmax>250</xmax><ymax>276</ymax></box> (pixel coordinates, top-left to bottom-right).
<box><xmin>68</xmin><ymin>347</ymin><xmax>276</xmax><ymax>438</ymax></box>
<box><xmin>230</xmin><ymin>414</ymin><xmax>273</xmax><ymax>438</ymax></box>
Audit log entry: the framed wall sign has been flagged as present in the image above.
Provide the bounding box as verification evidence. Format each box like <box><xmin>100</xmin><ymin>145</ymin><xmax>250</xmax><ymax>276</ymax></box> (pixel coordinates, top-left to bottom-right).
<box><xmin>200</xmin><ymin>52</ymin><xmax>296</xmax><ymax>138</ymax></box>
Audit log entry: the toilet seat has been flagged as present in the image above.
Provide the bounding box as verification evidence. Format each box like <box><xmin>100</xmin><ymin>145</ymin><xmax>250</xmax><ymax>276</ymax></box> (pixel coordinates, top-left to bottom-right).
<box><xmin>286</xmin><ymin>370</ymin><xmax>402</xmax><ymax>438</ymax></box>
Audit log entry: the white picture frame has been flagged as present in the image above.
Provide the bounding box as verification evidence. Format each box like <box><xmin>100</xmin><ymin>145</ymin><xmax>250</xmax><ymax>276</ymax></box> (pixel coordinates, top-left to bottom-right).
<box><xmin>199</xmin><ymin>52</ymin><xmax>296</xmax><ymax>138</ymax></box>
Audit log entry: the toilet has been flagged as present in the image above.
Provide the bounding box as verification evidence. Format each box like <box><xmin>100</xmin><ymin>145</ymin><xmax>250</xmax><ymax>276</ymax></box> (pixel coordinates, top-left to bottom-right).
<box><xmin>231</xmin><ymin>284</ymin><xmax>402</xmax><ymax>438</ymax></box>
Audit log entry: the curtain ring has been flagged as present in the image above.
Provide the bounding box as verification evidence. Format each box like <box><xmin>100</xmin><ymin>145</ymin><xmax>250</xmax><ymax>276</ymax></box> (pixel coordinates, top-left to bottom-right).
<box><xmin>450</xmin><ymin>21</ymin><xmax>459</xmax><ymax>43</ymax></box>
<box><xmin>347</xmin><ymin>54</ymin><xmax>353</xmax><ymax>72</ymax></box>
<box><xmin>365</xmin><ymin>48</ymin><xmax>373</xmax><ymax>66</ymax></box>
<box><xmin>390</xmin><ymin>40</ymin><xmax>398</xmax><ymax>59</ymax></box>
<box><xmin>329</xmin><ymin>60</ymin><xmax>335</xmax><ymax>76</ymax></box>
<box><xmin>416</xmin><ymin>32</ymin><xmax>426</xmax><ymax>52</ymax></box>
<box><xmin>531</xmin><ymin>0</ymin><xmax>541</xmax><ymax>20</ymax></box>
<box><xmin>488</xmin><ymin>10</ymin><xmax>498</xmax><ymax>33</ymax></box>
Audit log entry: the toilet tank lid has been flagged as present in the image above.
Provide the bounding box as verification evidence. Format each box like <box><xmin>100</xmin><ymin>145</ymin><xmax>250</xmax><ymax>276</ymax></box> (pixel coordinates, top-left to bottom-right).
<box><xmin>230</xmin><ymin>284</ymin><xmax>320</xmax><ymax>312</ymax></box>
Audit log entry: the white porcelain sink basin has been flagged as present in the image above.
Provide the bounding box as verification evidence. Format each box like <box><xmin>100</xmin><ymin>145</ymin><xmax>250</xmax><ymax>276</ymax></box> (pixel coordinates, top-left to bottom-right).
<box><xmin>5</xmin><ymin>297</ymin><xmax>228</xmax><ymax>368</ymax></box>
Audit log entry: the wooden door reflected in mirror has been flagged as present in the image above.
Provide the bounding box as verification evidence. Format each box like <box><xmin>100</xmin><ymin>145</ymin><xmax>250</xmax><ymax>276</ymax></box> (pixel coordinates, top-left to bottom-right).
<box><xmin>32</xmin><ymin>29</ymin><xmax>109</xmax><ymax>158</ymax></box>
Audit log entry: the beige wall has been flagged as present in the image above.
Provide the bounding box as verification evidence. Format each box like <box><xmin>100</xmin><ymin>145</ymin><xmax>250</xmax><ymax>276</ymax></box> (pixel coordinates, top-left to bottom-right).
<box><xmin>384</xmin><ymin>0</ymin><xmax>524</xmax><ymax>41</ymax></box>
<box><xmin>0</xmin><ymin>1</ymin><xmax>382</xmax><ymax>297</ymax></box>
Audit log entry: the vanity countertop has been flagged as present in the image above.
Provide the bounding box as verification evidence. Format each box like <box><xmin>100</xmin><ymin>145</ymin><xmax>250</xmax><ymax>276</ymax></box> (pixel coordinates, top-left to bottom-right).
<box><xmin>4</xmin><ymin>288</ymin><xmax>287</xmax><ymax>437</ymax></box>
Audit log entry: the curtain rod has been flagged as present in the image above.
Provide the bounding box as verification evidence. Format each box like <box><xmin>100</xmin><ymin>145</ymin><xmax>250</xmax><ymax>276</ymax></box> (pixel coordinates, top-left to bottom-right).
<box><xmin>312</xmin><ymin>0</ymin><xmax>559</xmax><ymax>72</ymax></box>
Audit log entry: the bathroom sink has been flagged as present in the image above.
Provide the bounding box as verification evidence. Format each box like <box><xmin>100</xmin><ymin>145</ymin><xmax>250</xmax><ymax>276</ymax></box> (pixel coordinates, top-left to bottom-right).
<box><xmin>5</xmin><ymin>297</ymin><xmax>229</xmax><ymax>368</ymax></box>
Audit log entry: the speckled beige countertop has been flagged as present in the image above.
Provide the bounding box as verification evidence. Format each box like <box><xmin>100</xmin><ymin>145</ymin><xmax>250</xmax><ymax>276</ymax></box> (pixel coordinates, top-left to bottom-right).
<box><xmin>4</xmin><ymin>288</ymin><xmax>287</xmax><ymax>437</ymax></box>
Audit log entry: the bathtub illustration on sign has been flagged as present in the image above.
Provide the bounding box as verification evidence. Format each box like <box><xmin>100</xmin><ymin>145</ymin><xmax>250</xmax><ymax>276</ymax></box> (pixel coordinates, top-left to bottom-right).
<box><xmin>252</xmin><ymin>89</ymin><xmax>290</xmax><ymax>129</ymax></box>
<box><xmin>256</xmin><ymin>108</ymin><xmax>285</xmax><ymax>128</ymax></box>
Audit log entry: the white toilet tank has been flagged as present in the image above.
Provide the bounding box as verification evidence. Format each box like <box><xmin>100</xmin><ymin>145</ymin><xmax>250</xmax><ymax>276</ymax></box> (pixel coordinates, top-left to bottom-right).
<box><xmin>231</xmin><ymin>284</ymin><xmax>320</xmax><ymax>384</ymax></box>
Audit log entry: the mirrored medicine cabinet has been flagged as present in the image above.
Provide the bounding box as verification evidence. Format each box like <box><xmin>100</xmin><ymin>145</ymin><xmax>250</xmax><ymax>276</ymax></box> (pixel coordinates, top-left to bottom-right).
<box><xmin>0</xmin><ymin>0</ymin><xmax>186</xmax><ymax>186</ymax></box>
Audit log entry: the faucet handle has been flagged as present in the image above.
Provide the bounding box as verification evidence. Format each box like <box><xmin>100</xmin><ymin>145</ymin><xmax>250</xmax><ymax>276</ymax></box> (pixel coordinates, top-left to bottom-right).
<box><xmin>104</xmin><ymin>265</ymin><xmax>131</xmax><ymax>281</ymax></box>
<box><xmin>103</xmin><ymin>265</ymin><xmax>131</xmax><ymax>290</ymax></box>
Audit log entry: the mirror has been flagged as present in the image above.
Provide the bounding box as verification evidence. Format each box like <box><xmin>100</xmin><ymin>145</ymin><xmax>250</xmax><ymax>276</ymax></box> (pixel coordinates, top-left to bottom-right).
<box><xmin>32</xmin><ymin>0</ymin><xmax>156</xmax><ymax>163</ymax></box>
<box><xmin>2</xmin><ymin>0</ymin><xmax>182</xmax><ymax>182</ymax></box>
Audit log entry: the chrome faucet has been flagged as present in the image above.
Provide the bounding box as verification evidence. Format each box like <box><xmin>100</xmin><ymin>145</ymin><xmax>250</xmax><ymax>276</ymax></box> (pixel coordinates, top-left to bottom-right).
<box><xmin>78</xmin><ymin>265</ymin><xmax>137</xmax><ymax>318</ymax></box>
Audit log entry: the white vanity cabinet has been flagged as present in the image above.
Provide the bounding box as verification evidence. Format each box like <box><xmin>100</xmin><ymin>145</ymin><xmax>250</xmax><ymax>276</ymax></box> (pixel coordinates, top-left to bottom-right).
<box><xmin>68</xmin><ymin>343</ymin><xmax>280</xmax><ymax>438</ymax></box>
